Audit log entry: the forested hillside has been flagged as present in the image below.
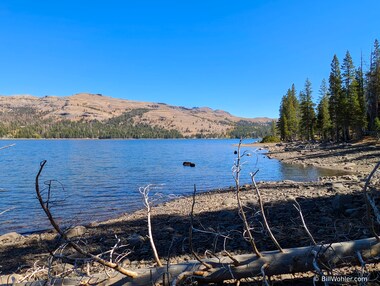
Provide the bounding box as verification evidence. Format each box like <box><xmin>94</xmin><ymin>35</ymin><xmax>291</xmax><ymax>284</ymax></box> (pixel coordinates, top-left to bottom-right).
<box><xmin>0</xmin><ymin>94</ymin><xmax>272</xmax><ymax>139</ymax></box>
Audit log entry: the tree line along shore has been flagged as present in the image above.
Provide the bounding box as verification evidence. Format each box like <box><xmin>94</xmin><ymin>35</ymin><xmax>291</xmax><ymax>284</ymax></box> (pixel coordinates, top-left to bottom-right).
<box><xmin>274</xmin><ymin>39</ymin><xmax>380</xmax><ymax>143</ymax></box>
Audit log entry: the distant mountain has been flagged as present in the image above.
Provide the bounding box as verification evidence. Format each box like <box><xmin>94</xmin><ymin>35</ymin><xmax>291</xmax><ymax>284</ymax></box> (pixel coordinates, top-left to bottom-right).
<box><xmin>0</xmin><ymin>93</ymin><xmax>273</xmax><ymax>138</ymax></box>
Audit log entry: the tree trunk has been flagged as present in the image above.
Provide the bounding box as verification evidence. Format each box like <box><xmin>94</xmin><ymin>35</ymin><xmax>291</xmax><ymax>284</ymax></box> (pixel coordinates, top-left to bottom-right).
<box><xmin>92</xmin><ymin>237</ymin><xmax>380</xmax><ymax>285</ymax></box>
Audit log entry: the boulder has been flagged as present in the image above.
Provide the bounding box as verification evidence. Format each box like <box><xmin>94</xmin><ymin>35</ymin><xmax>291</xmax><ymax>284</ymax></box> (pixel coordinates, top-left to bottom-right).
<box><xmin>332</xmin><ymin>195</ymin><xmax>353</xmax><ymax>213</ymax></box>
<box><xmin>222</xmin><ymin>198</ymin><xmax>236</xmax><ymax>206</ymax></box>
<box><xmin>183</xmin><ymin>161</ymin><xmax>195</xmax><ymax>167</ymax></box>
<box><xmin>65</xmin><ymin>225</ymin><xmax>87</xmax><ymax>239</ymax></box>
<box><xmin>0</xmin><ymin>274</ymin><xmax>23</xmax><ymax>284</ymax></box>
<box><xmin>331</xmin><ymin>183</ymin><xmax>346</xmax><ymax>192</ymax></box>
<box><xmin>127</xmin><ymin>233</ymin><xmax>145</xmax><ymax>247</ymax></box>
<box><xmin>0</xmin><ymin>232</ymin><xmax>23</xmax><ymax>244</ymax></box>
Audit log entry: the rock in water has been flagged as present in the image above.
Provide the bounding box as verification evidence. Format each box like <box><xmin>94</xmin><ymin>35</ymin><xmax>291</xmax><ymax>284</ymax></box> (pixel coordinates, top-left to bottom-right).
<box><xmin>183</xmin><ymin>161</ymin><xmax>195</xmax><ymax>167</ymax></box>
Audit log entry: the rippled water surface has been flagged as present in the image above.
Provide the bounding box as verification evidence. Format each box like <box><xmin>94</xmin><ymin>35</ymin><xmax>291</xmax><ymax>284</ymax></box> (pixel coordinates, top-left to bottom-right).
<box><xmin>0</xmin><ymin>139</ymin><xmax>343</xmax><ymax>234</ymax></box>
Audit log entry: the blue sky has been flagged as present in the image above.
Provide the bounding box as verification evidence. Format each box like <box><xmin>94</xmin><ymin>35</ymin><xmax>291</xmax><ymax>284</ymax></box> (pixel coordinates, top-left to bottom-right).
<box><xmin>0</xmin><ymin>1</ymin><xmax>379</xmax><ymax>118</ymax></box>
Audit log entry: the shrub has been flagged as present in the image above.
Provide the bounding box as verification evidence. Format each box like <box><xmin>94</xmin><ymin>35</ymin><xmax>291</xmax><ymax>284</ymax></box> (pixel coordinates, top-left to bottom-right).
<box><xmin>260</xmin><ymin>135</ymin><xmax>281</xmax><ymax>143</ymax></box>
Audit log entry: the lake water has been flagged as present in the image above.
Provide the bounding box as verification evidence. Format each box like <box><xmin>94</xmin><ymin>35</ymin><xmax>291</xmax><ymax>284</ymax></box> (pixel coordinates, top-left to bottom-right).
<box><xmin>0</xmin><ymin>139</ymin><xmax>342</xmax><ymax>235</ymax></box>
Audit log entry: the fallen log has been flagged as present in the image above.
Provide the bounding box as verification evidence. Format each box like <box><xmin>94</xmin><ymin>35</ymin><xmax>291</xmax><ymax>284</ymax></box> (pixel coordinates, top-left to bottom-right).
<box><xmin>115</xmin><ymin>237</ymin><xmax>380</xmax><ymax>285</ymax></box>
<box><xmin>13</xmin><ymin>237</ymin><xmax>378</xmax><ymax>285</ymax></box>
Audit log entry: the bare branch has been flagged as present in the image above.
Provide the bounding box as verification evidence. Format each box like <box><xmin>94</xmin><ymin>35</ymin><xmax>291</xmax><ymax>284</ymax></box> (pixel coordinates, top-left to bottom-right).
<box><xmin>0</xmin><ymin>143</ymin><xmax>15</xmax><ymax>151</ymax></box>
<box><xmin>233</xmin><ymin>139</ymin><xmax>262</xmax><ymax>257</ymax></box>
<box><xmin>261</xmin><ymin>263</ymin><xmax>270</xmax><ymax>286</ymax></box>
<box><xmin>35</xmin><ymin>160</ymin><xmax>138</xmax><ymax>278</ymax></box>
<box><xmin>139</xmin><ymin>184</ymin><xmax>163</xmax><ymax>267</ymax></box>
<box><xmin>189</xmin><ymin>184</ymin><xmax>213</xmax><ymax>270</ymax></box>
<box><xmin>0</xmin><ymin>207</ymin><xmax>15</xmax><ymax>215</ymax></box>
<box><xmin>363</xmin><ymin>161</ymin><xmax>380</xmax><ymax>240</ymax></box>
<box><xmin>292</xmin><ymin>197</ymin><xmax>317</xmax><ymax>245</ymax></box>
<box><xmin>250</xmin><ymin>171</ymin><xmax>283</xmax><ymax>252</ymax></box>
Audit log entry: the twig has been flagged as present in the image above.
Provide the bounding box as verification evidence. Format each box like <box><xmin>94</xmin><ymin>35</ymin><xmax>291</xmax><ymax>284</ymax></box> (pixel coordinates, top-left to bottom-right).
<box><xmin>189</xmin><ymin>184</ymin><xmax>213</xmax><ymax>270</ymax></box>
<box><xmin>366</xmin><ymin>193</ymin><xmax>380</xmax><ymax>224</ymax></box>
<box><xmin>222</xmin><ymin>250</ymin><xmax>240</xmax><ymax>266</ymax></box>
<box><xmin>35</xmin><ymin>160</ymin><xmax>138</xmax><ymax>278</ymax></box>
<box><xmin>164</xmin><ymin>236</ymin><xmax>176</xmax><ymax>286</ymax></box>
<box><xmin>0</xmin><ymin>207</ymin><xmax>15</xmax><ymax>215</ymax></box>
<box><xmin>312</xmin><ymin>250</ymin><xmax>329</xmax><ymax>286</ymax></box>
<box><xmin>251</xmin><ymin>171</ymin><xmax>283</xmax><ymax>252</ymax></box>
<box><xmin>233</xmin><ymin>139</ymin><xmax>262</xmax><ymax>257</ymax></box>
<box><xmin>363</xmin><ymin>161</ymin><xmax>380</xmax><ymax>240</ymax></box>
<box><xmin>292</xmin><ymin>197</ymin><xmax>317</xmax><ymax>245</ymax></box>
<box><xmin>0</xmin><ymin>143</ymin><xmax>15</xmax><ymax>151</ymax></box>
<box><xmin>139</xmin><ymin>185</ymin><xmax>163</xmax><ymax>267</ymax></box>
<box><xmin>109</xmin><ymin>235</ymin><xmax>121</xmax><ymax>263</ymax></box>
<box><xmin>261</xmin><ymin>263</ymin><xmax>269</xmax><ymax>286</ymax></box>
<box><xmin>356</xmin><ymin>250</ymin><xmax>367</xmax><ymax>284</ymax></box>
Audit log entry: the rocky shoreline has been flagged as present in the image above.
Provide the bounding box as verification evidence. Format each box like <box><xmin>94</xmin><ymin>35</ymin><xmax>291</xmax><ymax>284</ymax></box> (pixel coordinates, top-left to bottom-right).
<box><xmin>260</xmin><ymin>138</ymin><xmax>379</xmax><ymax>175</ymax></box>
<box><xmin>1</xmin><ymin>139</ymin><xmax>380</xmax><ymax>284</ymax></box>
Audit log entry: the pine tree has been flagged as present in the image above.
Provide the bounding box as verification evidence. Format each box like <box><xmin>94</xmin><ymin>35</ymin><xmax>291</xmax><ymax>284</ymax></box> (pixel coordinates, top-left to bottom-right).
<box><xmin>287</xmin><ymin>84</ymin><xmax>300</xmax><ymax>140</ymax></box>
<box><xmin>316</xmin><ymin>79</ymin><xmax>332</xmax><ymax>141</ymax></box>
<box><xmin>278</xmin><ymin>85</ymin><xmax>300</xmax><ymax>141</ymax></box>
<box><xmin>342</xmin><ymin>51</ymin><xmax>361</xmax><ymax>139</ymax></box>
<box><xmin>367</xmin><ymin>39</ymin><xmax>380</xmax><ymax>130</ymax></box>
<box><xmin>299</xmin><ymin>78</ymin><xmax>316</xmax><ymax>141</ymax></box>
<box><xmin>355</xmin><ymin>55</ymin><xmax>367</xmax><ymax>135</ymax></box>
<box><xmin>278</xmin><ymin>94</ymin><xmax>290</xmax><ymax>141</ymax></box>
<box><xmin>270</xmin><ymin>120</ymin><xmax>277</xmax><ymax>136</ymax></box>
<box><xmin>329</xmin><ymin>55</ymin><xmax>343</xmax><ymax>141</ymax></box>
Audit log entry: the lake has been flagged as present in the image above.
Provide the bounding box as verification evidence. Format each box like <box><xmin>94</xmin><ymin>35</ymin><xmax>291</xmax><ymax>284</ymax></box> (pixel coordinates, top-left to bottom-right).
<box><xmin>0</xmin><ymin>139</ymin><xmax>342</xmax><ymax>235</ymax></box>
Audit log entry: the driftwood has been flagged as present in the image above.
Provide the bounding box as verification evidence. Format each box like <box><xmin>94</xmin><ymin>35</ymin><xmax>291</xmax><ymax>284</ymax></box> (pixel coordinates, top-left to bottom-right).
<box><xmin>17</xmin><ymin>237</ymin><xmax>380</xmax><ymax>285</ymax></box>
<box><xmin>117</xmin><ymin>237</ymin><xmax>380</xmax><ymax>285</ymax></box>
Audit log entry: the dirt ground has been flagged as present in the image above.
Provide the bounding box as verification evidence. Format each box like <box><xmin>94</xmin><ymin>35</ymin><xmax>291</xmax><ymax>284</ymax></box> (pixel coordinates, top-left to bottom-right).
<box><xmin>1</xmin><ymin>139</ymin><xmax>380</xmax><ymax>285</ymax></box>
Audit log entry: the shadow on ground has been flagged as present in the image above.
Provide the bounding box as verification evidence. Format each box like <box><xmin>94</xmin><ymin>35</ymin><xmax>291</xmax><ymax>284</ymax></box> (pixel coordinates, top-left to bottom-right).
<box><xmin>1</xmin><ymin>186</ymin><xmax>379</xmax><ymax>277</ymax></box>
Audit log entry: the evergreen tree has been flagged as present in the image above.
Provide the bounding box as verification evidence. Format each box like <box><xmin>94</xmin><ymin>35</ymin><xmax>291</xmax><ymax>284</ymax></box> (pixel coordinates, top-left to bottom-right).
<box><xmin>270</xmin><ymin>120</ymin><xmax>277</xmax><ymax>136</ymax></box>
<box><xmin>299</xmin><ymin>78</ymin><xmax>316</xmax><ymax>140</ymax></box>
<box><xmin>278</xmin><ymin>95</ymin><xmax>289</xmax><ymax>140</ymax></box>
<box><xmin>367</xmin><ymin>39</ymin><xmax>380</xmax><ymax>130</ymax></box>
<box><xmin>355</xmin><ymin>55</ymin><xmax>367</xmax><ymax>135</ymax></box>
<box><xmin>316</xmin><ymin>79</ymin><xmax>332</xmax><ymax>141</ymax></box>
<box><xmin>328</xmin><ymin>55</ymin><xmax>343</xmax><ymax>141</ymax></box>
<box><xmin>278</xmin><ymin>85</ymin><xmax>299</xmax><ymax>141</ymax></box>
<box><xmin>342</xmin><ymin>51</ymin><xmax>360</xmax><ymax>139</ymax></box>
<box><xmin>287</xmin><ymin>84</ymin><xmax>300</xmax><ymax>140</ymax></box>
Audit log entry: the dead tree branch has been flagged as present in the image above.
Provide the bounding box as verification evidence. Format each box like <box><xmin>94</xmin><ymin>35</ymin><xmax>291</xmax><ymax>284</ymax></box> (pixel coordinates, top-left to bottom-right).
<box><xmin>292</xmin><ymin>197</ymin><xmax>317</xmax><ymax>245</ymax></box>
<box><xmin>233</xmin><ymin>139</ymin><xmax>262</xmax><ymax>257</ymax></box>
<box><xmin>139</xmin><ymin>184</ymin><xmax>163</xmax><ymax>267</ymax></box>
<box><xmin>73</xmin><ymin>237</ymin><xmax>380</xmax><ymax>286</ymax></box>
<box><xmin>250</xmin><ymin>171</ymin><xmax>283</xmax><ymax>252</ymax></box>
<box><xmin>363</xmin><ymin>161</ymin><xmax>380</xmax><ymax>240</ymax></box>
<box><xmin>35</xmin><ymin>160</ymin><xmax>138</xmax><ymax>278</ymax></box>
<box><xmin>0</xmin><ymin>143</ymin><xmax>15</xmax><ymax>151</ymax></box>
<box><xmin>189</xmin><ymin>184</ymin><xmax>213</xmax><ymax>270</ymax></box>
<box><xmin>0</xmin><ymin>207</ymin><xmax>15</xmax><ymax>216</ymax></box>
